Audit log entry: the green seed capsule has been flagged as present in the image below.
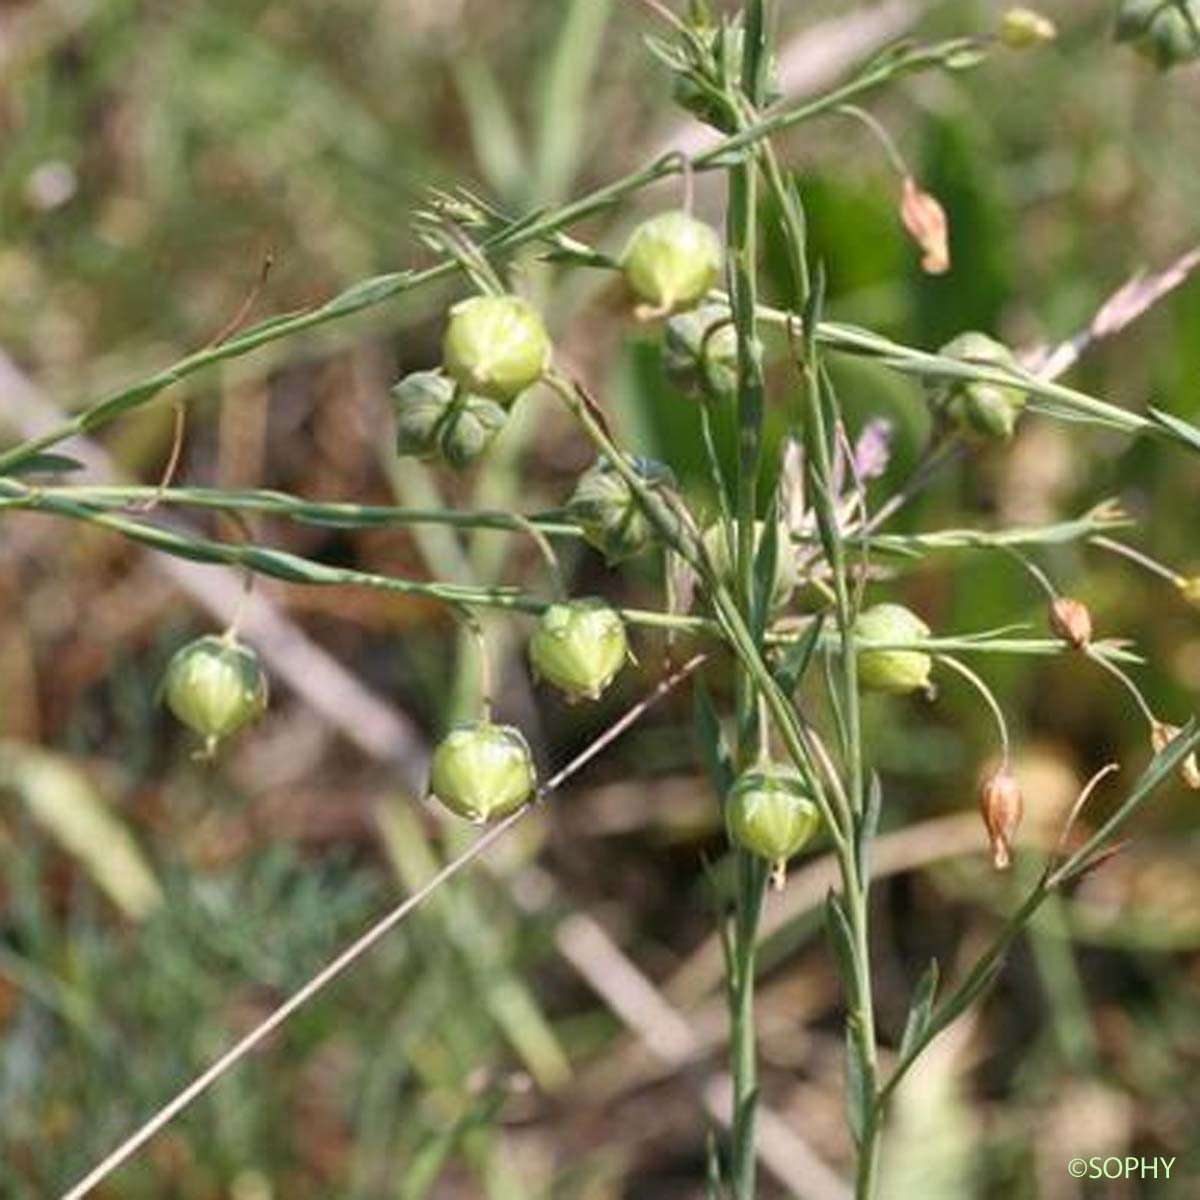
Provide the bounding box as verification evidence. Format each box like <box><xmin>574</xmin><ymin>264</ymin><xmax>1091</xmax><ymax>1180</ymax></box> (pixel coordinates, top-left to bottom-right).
<box><xmin>932</xmin><ymin>331</ymin><xmax>1027</xmax><ymax>441</ymax></box>
<box><xmin>854</xmin><ymin>603</ymin><xmax>934</xmax><ymax>695</ymax></box>
<box><xmin>529</xmin><ymin>599</ymin><xmax>629</xmax><ymax>702</ymax></box>
<box><xmin>1116</xmin><ymin>0</ymin><xmax>1200</xmax><ymax>68</ymax></box>
<box><xmin>164</xmin><ymin>634</ymin><xmax>268</xmax><ymax>753</ymax></box>
<box><xmin>566</xmin><ymin>455</ymin><xmax>676</xmax><ymax>565</ymax></box>
<box><xmin>727</xmin><ymin>764</ymin><xmax>821</xmax><ymax>866</ymax></box>
<box><xmin>428</xmin><ymin>721</ymin><xmax>537</xmax><ymax>823</ymax></box>
<box><xmin>442</xmin><ymin>295</ymin><xmax>551</xmax><ymax>403</ymax></box>
<box><xmin>702</xmin><ymin>520</ymin><xmax>797</xmax><ymax>614</ymax></box>
<box><xmin>622</xmin><ymin>212</ymin><xmax>723</xmax><ymax>316</ymax></box>
<box><xmin>664</xmin><ymin>303</ymin><xmax>739</xmax><ymax>397</ymax></box>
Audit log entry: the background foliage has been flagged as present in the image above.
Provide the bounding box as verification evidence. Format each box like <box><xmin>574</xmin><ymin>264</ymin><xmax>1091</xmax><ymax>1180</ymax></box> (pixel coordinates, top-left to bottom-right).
<box><xmin>1</xmin><ymin>1</ymin><xmax>1199</xmax><ymax>1196</ymax></box>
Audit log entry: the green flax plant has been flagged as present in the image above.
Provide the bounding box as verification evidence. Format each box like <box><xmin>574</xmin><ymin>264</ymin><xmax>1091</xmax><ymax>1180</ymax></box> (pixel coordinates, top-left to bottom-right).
<box><xmin>5</xmin><ymin>3</ymin><xmax>1200</xmax><ymax>1197</ymax></box>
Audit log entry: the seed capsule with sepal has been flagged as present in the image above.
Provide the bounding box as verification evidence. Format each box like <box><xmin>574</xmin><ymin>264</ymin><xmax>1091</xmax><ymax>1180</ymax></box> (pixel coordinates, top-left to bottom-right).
<box><xmin>726</xmin><ymin>763</ymin><xmax>821</xmax><ymax>880</ymax></box>
<box><xmin>855</xmin><ymin>603</ymin><xmax>934</xmax><ymax>695</ymax></box>
<box><xmin>442</xmin><ymin>295</ymin><xmax>551</xmax><ymax>404</ymax></box>
<box><xmin>164</xmin><ymin>634</ymin><xmax>269</xmax><ymax>754</ymax></box>
<box><xmin>566</xmin><ymin>455</ymin><xmax>677</xmax><ymax>565</ymax></box>
<box><xmin>428</xmin><ymin>722</ymin><xmax>537</xmax><ymax>823</ymax></box>
<box><xmin>529</xmin><ymin>599</ymin><xmax>629</xmax><ymax>703</ymax></box>
<box><xmin>622</xmin><ymin>212</ymin><xmax>722</xmax><ymax>316</ymax></box>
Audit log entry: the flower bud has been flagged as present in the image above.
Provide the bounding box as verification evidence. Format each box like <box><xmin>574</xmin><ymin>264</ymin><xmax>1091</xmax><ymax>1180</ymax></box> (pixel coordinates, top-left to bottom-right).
<box><xmin>392</xmin><ymin>371</ymin><xmax>452</xmax><ymax>459</ymax></box>
<box><xmin>932</xmin><ymin>332</ymin><xmax>1027</xmax><ymax>441</ymax></box>
<box><xmin>726</xmin><ymin>763</ymin><xmax>821</xmax><ymax>871</ymax></box>
<box><xmin>438</xmin><ymin>395</ymin><xmax>508</xmax><ymax>470</ymax></box>
<box><xmin>1116</xmin><ymin>0</ymin><xmax>1200</xmax><ymax>69</ymax></box>
<box><xmin>391</xmin><ymin>371</ymin><xmax>509</xmax><ymax>470</ymax></box>
<box><xmin>622</xmin><ymin>212</ymin><xmax>723</xmax><ymax>316</ymax></box>
<box><xmin>1049</xmin><ymin>597</ymin><xmax>1092</xmax><ymax>649</ymax></box>
<box><xmin>979</xmin><ymin>767</ymin><xmax>1023</xmax><ymax>870</ymax></box>
<box><xmin>428</xmin><ymin>721</ymin><xmax>537</xmax><ymax>823</ymax></box>
<box><xmin>702</xmin><ymin>520</ymin><xmax>798</xmax><ymax>614</ymax></box>
<box><xmin>442</xmin><ymin>295</ymin><xmax>551</xmax><ymax>403</ymax></box>
<box><xmin>664</xmin><ymin>304</ymin><xmax>738</xmax><ymax>397</ymax></box>
<box><xmin>999</xmin><ymin>7</ymin><xmax>1057</xmax><ymax>48</ymax></box>
<box><xmin>854</xmin><ymin>603</ymin><xmax>934</xmax><ymax>695</ymax></box>
<box><xmin>164</xmin><ymin>634</ymin><xmax>268</xmax><ymax>753</ymax></box>
<box><xmin>566</xmin><ymin>455</ymin><xmax>676</xmax><ymax>565</ymax></box>
<box><xmin>529</xmin><ymin>599</ymin><xmax>629</xmax><ymax>702</ymax></box>
<box><xmin>1151</xmin><ymin>721</ymin><xmax>1200</xmax><ymax>790</ymax></box>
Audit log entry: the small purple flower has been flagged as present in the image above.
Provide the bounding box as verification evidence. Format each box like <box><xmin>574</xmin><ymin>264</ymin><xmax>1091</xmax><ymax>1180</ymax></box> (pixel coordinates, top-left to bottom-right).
<box><xmin>853</xmin><ymin>419</ymin><xmax>893</xmax><ymax>482</ymax></box>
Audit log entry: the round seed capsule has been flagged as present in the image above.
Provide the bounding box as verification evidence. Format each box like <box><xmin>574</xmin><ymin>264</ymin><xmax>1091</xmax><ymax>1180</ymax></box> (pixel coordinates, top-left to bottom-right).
<box><xmin>428</xmin><ymin>721</ymin><xmax>537</xmax><ymax>823</ymax></box>
<box><xmin>855</xmin><ymin>603</ymin><xmax>934</xmax><ymax>695</ymax></box>
<box><xmin>442</xmin><ymin>295</ymin><xmax>551</xmax><ymax>404</ymax></box>
<box><xmin>164</xmin><ymin>634</ymin><xmax>268</xmax><ymax>753</ymax></box>
<box><xmin>727</xmin><ymin>763</ymin><xmax>821</xmax><ymax>867</ymax></box>
<box><xmin>529</xmin><ymin>599</ymin><xmax>629</xmax><ymax>702</ymax></box>
<box><xmin>622</xmin><ymin>211</ymin><xmax>723</xmax><ymax>316</ymax></box>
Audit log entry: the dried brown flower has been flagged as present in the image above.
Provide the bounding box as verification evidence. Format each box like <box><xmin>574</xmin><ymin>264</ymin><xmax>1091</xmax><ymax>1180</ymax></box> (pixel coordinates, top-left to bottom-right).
<box><xmin>979</xmin><ymin>767</ymin><xmax>1024</xmax><ymax>870</ymax></box>
<box><xmin>899</xmin><ymin>176</ymin><xmax>950</xmax><ymax>276</ymax></box>
<box><xmin>1049</xmin><ymin>597</ymin><xmax>1092</xmax><ymax>649</ymax></box>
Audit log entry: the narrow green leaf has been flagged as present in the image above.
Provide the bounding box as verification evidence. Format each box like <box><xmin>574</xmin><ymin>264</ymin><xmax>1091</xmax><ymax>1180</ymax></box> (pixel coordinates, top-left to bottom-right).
<box><xmin>823</xmin><ymin>890</ymin><xmax>859</xmax><ymax>1006</ymax></box>
<box><xmin>844</xmin><ymin>1021</ymin><xmax>869</xmax><ymax>1144</ymax></box>
<box><xmin>898</xmin><ymin>959</ymin><xmax>940</xmax><ymax>1061</ymax></box>
<box><xmin>694</xmin><ymin>675</ymin><xmax>736</xmax><ymax>798</ymax></box>
<box><xmin>2</xmin><ymin>453</ymin><xmax>86</xmax><ymax>476</ymax></box>
<box><xmin>774</xmin><ymin>613</ymin><xmax>825</xmax><ymax>694</ymax></box>
<box><xmin>749</xmin><ymin>492</ymin><xmax>780</xmax><ymax>637</ymax></box>
<box><xmin>705</xmin><ymin>1130</ymin><xmax>727</xmax><ymax>1199</ymax></box>
<box><xmin>856</xmin><ymin>771</ymin><xmax>882</xmax><ymax>882</ymax></box>
<box><xmin>1149</xmin><ymin>406</ymin><xmax>1200</xmax><ymax>453</ymax></box>
<box><xmin>932</xmin><ymin>956</ymin><xmax>1006</xmax><ymax>1033</ymax></box>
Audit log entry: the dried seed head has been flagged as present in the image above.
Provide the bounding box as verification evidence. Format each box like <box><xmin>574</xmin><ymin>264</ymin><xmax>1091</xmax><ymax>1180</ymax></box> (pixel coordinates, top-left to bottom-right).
<box><xmin>979</xmin><ymin>767</ymin><xmax>1024</xmax><ymax>870</ymax></box>
<box><xmin>442</xmin><ymin>295</ymin><xmax>551</xmax><ymax>403</ymax></box>
<box><xmin>726</xmin><ymin>763</ymin><xmax>821</xmax><ymax>873</ymax></box>
<box><xmin>932</xmin><ymin>331</ymin><xmax>1027</xmax><ymax>441</ymax></box>
<box><xmin>1150</xmin><ymin>721</ymin><xmax>1200</xmax><ymax>790</ymax></box>
<box><xmin>899</xmin><ymin>177</ymin><xmax>950</xmax><ymax>276</ymax></box>
<box><xmin>529</xmin><ymin>599</ymin><xmax>629</xmax><ymax>703</ymax></box>
<box><xmin>164</xmin><ymin>634</ymin><xmax>269</xmax><ymax>754</ymax></box>
<box><xmin>621</xmin><ymin>211</ymin><xmax>723</xmax><ymax>317</ymax></box>
<box><xmin>428</xmin><ymin>721</ymin><xmax>537</xmax><ymax>823</ymax></box>
<box><xmin>1115</xmin><ymin>0</ymin><xmax>1200</xmax><ymax>70</ymax></box>
<box><xmin>1050</xmin><ymin>597</ymin><xmax>1093</xmax><ymax>649</ymax></box>
<box><xmin>999</xmin><ymin>8</ymin><xmax>1058</xmax><ymax>48</ymax></box>
<box><xmin>854</xmin><ymin>603</ymin><xmax>934</xmax><ymax>696</ymax></box>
